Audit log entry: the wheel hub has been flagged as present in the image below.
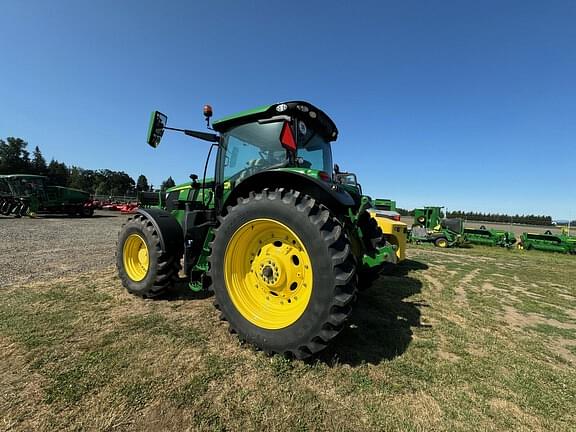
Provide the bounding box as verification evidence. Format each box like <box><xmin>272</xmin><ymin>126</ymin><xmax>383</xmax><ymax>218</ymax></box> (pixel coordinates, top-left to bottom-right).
<box><xmin>258</xmin><ymin>257</ymin><xmax>282</xmax><ymax>284</ymax></box>
<box><xmin>261</xmin><ymin>264</ymin><xmax>276</xmax><ymax>282</ymax></box>
<box><xmin>224</xmin><ymin>218</ymin><xmax>314</xmax><ymax>329</ymax></box>
<box><xmin>123</xmin><ymin>233</ymin><xmax>149</xmax><ymax>282</ymax></box>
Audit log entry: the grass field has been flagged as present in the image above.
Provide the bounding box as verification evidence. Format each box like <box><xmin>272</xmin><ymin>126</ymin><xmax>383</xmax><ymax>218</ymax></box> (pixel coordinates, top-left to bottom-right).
<box><xmin>1</xmin><ymin>245</ymin><xmax>575</xmax><ymax>431</ymax></box>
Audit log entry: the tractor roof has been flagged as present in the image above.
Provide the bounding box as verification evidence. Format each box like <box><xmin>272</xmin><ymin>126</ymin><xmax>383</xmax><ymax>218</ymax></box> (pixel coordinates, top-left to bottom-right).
<box><xmin>212</xmin><ymin>101</ymin><xmax>339</xmax><ymax>142</ymax></box>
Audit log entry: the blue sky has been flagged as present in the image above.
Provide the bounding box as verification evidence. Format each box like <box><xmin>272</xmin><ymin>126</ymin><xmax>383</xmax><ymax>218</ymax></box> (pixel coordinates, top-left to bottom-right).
<box><xmin>1</xmin><ymin>0</ymin><xmax>574</xmax><ymax>219</ymax></box>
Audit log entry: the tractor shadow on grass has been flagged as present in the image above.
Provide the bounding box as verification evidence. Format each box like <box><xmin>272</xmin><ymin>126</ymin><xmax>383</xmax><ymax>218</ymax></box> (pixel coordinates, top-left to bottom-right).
<box><xmin>318</xmin><ymin>259</ymin><xmax>430</xmax><ymax>366</ymax></box>
<box><xmin>156</xmin><ymin>279</ymin><xmax>214</xmax><ymax>301</ymax></box>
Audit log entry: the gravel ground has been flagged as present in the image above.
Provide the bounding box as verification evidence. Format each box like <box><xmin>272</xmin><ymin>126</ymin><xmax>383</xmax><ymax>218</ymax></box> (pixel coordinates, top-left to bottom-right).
<box><xmin>0</xmin><ymin>210</ymin><xmax>127</xmax><ymax>287</ymax></box>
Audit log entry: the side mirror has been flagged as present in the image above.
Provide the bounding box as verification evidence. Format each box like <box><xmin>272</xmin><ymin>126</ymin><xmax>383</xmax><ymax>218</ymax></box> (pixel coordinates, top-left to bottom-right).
<box><xmin>146</xmin><ymin>111</ymin><xmax>168</xmax><ymax>148</ymax></box>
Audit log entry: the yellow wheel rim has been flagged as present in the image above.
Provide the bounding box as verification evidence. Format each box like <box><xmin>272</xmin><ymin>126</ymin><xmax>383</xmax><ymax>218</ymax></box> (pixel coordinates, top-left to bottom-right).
<box><xmin>123</xmin><ymin>233</ymin><xmax>149</xmax><ymax>281</ymax></box>
<box><xmin>438</xmin><ymin>239</ymin><xmax>448</xmax><ymax>248</ymax></box>
<box><xmin>224</xmin><ymin>219</ymin><xmax>313</xmax><ymax>330</ymax></box>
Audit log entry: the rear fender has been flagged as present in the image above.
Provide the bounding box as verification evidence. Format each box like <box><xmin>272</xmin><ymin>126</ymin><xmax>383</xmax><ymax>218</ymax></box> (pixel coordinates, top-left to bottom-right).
<box><xmin>135</xmin><ymin>208</ymin><xmax>184</xmax><ymax>256</ymax></box>
<box><xmin>221</xmin><ymin>170</ymin><xmax>355</xmax><ymax>214</ymax></box>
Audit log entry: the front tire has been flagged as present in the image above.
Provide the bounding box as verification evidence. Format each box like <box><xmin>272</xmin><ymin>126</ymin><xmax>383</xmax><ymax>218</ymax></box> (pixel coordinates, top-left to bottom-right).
<box><xmin>435</xmin><ymin>237</ymin><xmax>449</xmax><ymax>248</ymax></box>
<box><xmin>209</xmin><ymin>188</ymin><xmax>357</xmax><ymax>359</ymax></box>
<box><xmin>116</xmin><ymin>214</ymin><xmax>180</xmax><ymax>297</ymax></box>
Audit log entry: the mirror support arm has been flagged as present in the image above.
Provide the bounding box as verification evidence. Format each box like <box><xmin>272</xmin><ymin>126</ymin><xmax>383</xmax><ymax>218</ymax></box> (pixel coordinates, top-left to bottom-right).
<box><xmin>164</xmin><ymin>126</ymin><xmax>219</xmax><ymax>143</ymax></box>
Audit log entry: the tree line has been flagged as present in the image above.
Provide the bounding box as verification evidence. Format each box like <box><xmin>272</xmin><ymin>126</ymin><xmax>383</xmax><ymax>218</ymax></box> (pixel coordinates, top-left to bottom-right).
<box><xmin>0</xmin><ymin>137</ymin><xmax>176</xmax><ymax>196</ymax></box>
<box><xmin>445</xmin><ymin>210</ymin><xmax>554</xmax><ymax>226</ymax></box>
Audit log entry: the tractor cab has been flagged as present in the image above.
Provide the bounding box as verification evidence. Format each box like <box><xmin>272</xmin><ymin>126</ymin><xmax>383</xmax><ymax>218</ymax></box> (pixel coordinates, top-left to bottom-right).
<box><xmin>3</xmin><ymin>175</ymin><xmax>47</xmax><ymax>198</ymax></box>
<box><xmin>212</xmin><ymin>101</ymin><xmax>337</xmax><ymax>187</ymax></box>
<box><xmin>148</xmin><ymin>101</ymin><xmax>338</xmax><ymax>187</ymax></box>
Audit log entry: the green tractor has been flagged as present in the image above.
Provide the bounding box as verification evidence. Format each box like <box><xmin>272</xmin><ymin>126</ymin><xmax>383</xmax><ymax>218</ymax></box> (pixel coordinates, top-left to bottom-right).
<box><xmin>116</xmin><ymin>101</ymin><xmax>395</xmax><ymax>359</ymax></box>
<box><xmin>0</xmin><ymin>174</ymin><xmax>94</xmax><ymax>218</ymax></box>
<box><xmin>409</xmin><ymin>206</ymin><xmax>466</xmax><ymax>248</ymax></box>
<box><xmin>463</xmin><ymin>225</ymin><xmax>516</xmax><ymax>248</ymax></box>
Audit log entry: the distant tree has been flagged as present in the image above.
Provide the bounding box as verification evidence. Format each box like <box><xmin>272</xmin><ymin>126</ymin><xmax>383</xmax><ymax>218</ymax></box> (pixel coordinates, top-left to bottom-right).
<box><xmin>93</xmin><ymin>169</ymin><xmax>135</xmax><ymax>196</ymax></box>
<box><xmin>109</xmin><ymin>171</ymin><xmax>136</xmax><ymax>196</ymax></box>
<box><xmin>68</xmin><ymin>166</ymin><xmax>96</xmax><ymax>192</ymax></box>
<box><xmin>93</xmin><ymin>169</ymin><xmax>112</xmax><ymax>195</ymax></box>
<box><xmin>68</xmin><ymin>166</ymin><xmax>84</xmax><ymax>190</ymax></box>
<box><xmin>31</xmin><ymin>146</ymin><xmax>47</xmax><ymax>175</ymax></box>
<box><xmin>136</xmin><ymin>174</ymin><xmax>150</xmax><ymax>192</ymax></box>
<box><xmin>47</xmin><ymin>159</ymin><xmax>69</xmax><ymax>186</ymax></box>
<box><xmin>0</xmin><ymin>137</ymin><xmax>31</xmax><ymax>174</ymax></box>
<box><xmin>161</xmin><ymin>176</ymin><xmax>175</xmax><ymax>191</ymax></box>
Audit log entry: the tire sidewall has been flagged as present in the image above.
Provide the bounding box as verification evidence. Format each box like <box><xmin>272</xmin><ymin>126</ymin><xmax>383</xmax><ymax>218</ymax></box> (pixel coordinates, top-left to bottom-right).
<box><xmin>211</xmin><ymin>195</ymin><xmax>341</xmax><ymax>352</ymax></box>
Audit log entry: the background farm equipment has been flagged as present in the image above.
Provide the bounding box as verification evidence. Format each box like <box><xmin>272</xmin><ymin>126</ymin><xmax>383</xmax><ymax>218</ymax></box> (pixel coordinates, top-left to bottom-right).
<box><xmin>464</xmin><ymin>225</ymin><xmax>516</xmax><ymax>247</ymax></box>
<box><xmin>116</xmin><ymin>101</ymin><xmax>396</xmax><ymax>359</ymax></box>
<box><xmin>409</xmin><ymin>206</ymin><xmax>466</xmax><ymax>248</ymax></box>
<box><xmin>518</xmin><ymin>231</ymin><xmax>576</xmax><ymax>254</ymax></box>
<box><xmin>0</xmin><ymin>174</ymin><xmax>94</xmax><ymax>217</ymax></box>
<box><xmin>371</xmin><ymin>198</ymin><xmax>402</xmax><ymax>222</ymax></box>
<box><xmin>137</xmin><ymin>190</ymin><xmax>164</xmax><ymax>208</ymax></box>
<box><xmin>373</xmin><ymin>198</ymin><xmax>396</xmax><ymax>211</ymax></box>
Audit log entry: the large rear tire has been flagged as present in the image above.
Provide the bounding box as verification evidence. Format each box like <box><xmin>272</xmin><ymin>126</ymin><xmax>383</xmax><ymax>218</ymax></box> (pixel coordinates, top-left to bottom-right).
<box><xmin>116</xmin><ymin>214</ymin><xmax>180</xmax><ymax>298</ymax></box>
<box><xmin>209</xmin><ymin>188</ymin><xmax>357</xmax><ymax>359</ymax></box>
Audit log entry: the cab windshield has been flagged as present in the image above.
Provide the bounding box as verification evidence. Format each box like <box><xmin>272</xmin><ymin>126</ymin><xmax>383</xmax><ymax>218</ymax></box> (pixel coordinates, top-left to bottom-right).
<box><xmin>296</xmin><ymin>119</ymin><xmax>333</xmax><ymax>174</ymax></box>
<box><xmin>222</xmin><ymin>120</ymin><xmax>333</xmax><ymax>182</ymax></box>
